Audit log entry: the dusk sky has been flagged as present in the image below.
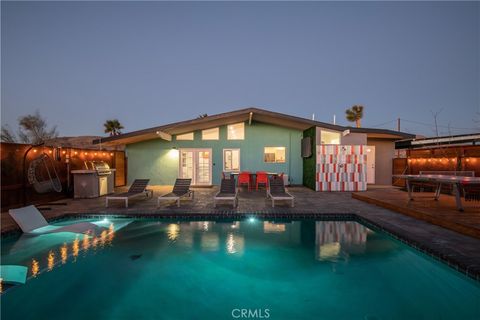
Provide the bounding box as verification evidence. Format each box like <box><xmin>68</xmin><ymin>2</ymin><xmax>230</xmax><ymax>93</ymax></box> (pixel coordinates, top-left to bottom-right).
<box><xmin>1</xmin><ymin>1</ymin><xmax>479</xmax><ymax>137</ymax></box>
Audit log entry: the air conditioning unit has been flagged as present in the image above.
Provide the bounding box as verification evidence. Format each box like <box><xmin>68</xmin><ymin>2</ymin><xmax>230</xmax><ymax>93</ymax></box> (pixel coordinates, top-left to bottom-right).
<box><xmin>301</xmin><ymin>137</ymin><xmax>312</xmax><ymax>158</ymax></box>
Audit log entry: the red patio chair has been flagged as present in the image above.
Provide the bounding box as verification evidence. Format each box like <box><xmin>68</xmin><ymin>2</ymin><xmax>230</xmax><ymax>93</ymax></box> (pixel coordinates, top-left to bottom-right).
<box><xmin>238</xmin><ymin>171</ymin><xmax>251</xmax><ymax>191</ymax></box>
<box><xmin>256</xmin><ymin>171</ymin><xmax>268</xmax><ymax>190</ymax></box>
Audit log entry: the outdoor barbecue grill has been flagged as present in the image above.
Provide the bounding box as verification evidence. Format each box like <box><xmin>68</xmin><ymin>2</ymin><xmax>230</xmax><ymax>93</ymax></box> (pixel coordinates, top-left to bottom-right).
<box><xmin>71</xmin><ymin>161</ymin><xmax>116</xmax><ymax>198</ymax></box>
<box><xmin>85</xmin><ymin>161</ymin><xmax>112</xmax><ymax>176</ymax></box>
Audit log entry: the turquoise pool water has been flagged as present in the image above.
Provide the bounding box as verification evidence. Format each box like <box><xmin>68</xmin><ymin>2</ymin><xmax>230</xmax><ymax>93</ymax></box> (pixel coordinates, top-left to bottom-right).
<box><xmin>1</xmin><ymin>218</ymin><xmax>479</xmax><ymax>320</ymax></box>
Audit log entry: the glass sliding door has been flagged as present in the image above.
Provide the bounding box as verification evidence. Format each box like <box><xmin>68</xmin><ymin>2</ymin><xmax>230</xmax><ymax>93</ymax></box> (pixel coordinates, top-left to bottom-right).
<box><xmin>179</xmin><ymin>149</ymin><xmax>212</xmax><ymax>185</ymax></box>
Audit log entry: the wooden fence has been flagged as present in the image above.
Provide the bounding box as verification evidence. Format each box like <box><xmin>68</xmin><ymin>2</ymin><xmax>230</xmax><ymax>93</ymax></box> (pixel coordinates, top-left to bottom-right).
<box><xmin>1</xmin><ymin>142</ymin><xmax>126</xmax><ymax>211</ymax></box>
<box><xmin>392</xmin><ymin>145</ymin><xmax>480</xmax><ymax>190</ymax></box>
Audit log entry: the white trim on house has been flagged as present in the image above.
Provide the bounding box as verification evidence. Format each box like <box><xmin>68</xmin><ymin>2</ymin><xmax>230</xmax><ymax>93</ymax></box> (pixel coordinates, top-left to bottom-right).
<box><xmin>223</xmin><ymin>148</ymin><xmax>241</xmax><ymax>172</ymax></box>
<box><xmin>178</xmin><ymin>148</ymin><xmax>213</xmax><ymax>186</ymax></box>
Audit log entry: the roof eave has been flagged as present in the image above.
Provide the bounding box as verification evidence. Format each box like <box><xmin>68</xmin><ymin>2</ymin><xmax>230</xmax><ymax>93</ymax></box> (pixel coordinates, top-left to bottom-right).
<box><xmin>92</xmin><ymin>107</ymin><xmax>416</xmax><ymax>145</ymax></box>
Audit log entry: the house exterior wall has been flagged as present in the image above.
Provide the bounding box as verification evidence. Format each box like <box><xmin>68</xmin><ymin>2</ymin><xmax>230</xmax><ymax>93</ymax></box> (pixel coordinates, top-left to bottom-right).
<box><xmin>315</xmin><ymin>127</ymin><xmax>322</xmax><ymax>145</ymax></box>
<box><xmin>311</xmin><ymin>126</ymin><xmax>396</xmax><ymax>187</ymax></box>
<box><xmin>367</xmin><ymin>138</ymin><xmax>396</xmax><ymax>185</ymax></box>
<box><xmin>341</xmin><ymin>132</ymin><xmax>367</xmax><ymax>145</ymax></box>
<box><xmin>126</xmin><ymin>121</ymin><xmax>303</xmax><ymax>185</ymax></box>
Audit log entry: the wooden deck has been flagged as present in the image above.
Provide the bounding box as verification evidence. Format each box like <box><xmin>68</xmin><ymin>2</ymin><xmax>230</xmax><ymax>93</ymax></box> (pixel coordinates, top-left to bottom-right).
<box><xmin>353</xmin><ymin>187</ymin><xmax>480</xmax><ymax>239</ymax></box>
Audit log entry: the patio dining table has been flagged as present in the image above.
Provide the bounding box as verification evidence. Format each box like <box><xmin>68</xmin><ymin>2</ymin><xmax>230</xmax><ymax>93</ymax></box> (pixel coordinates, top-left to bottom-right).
<box><xmin>394</xmin><ymin>174</ymin><xmax>480</xmax><ymax>211</ymax></box>
<box><xmin>229</xmin><ymin>172</ymin><xmax>278</xmax><ymax>177</ymax></box>
<box><xmin>227</xmin><ymin>172</ymin><xmax>279</xmax><ymax>190</ymax></box>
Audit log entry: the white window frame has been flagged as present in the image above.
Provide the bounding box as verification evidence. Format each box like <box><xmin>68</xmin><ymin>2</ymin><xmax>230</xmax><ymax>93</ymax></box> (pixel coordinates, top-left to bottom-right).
<box><xmin>227</xmin><ymin>122</ymin><xmax>245</xmax><ymax>140</ymax></box>
<box><xmin>320</xmin><ymin>129</ymin><xmax>341</xmax><ymax>145</ymax></box>
<box><xmin>176</xmin><ymin>132</ymin><xmax>194</xmax><ymax>141</ymax></box>
<box><xmin>202</xmin><ymin>127</ymin><xmax>219</xmax><ymax>140</ymax></box>
<box><xmin>223</xmin><ymin>148</ymin><xmax>241</xmax><ymax>172</ymax></box>
<box><xmin>264</xmin><ymin>147</ymin><xmax>286</xmax><ymax>163</ymax></box>
<box><xmin>178</xmin><ymin>148</ymin><xmax>213</xmax><ymax>186</ymax></box>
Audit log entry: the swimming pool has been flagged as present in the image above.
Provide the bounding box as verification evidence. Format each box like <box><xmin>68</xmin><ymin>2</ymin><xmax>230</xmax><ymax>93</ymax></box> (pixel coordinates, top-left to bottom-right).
<box><xmin>1</xmin><ymin>217</ymin><xmax>479</xmax><ymax>319</ymax></box>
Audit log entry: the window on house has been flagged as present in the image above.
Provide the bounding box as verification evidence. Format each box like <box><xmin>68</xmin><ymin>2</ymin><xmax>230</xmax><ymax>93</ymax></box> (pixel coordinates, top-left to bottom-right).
<box><xmin>223</xmin><ymin>149</ymin><xmax>240</xmax><ymax>172</ymax></box>
<box><xmin>227</xmin><ymin>122</ymin><xmax>245</xmax><ymax>140</ymax></box>
<box><xmin>202</xmin><ymin>128</ymin><xmax>219</xmax><ymax>140</ymax></box>
<box><xmin>264</xmin><ymin>147</ymin><xmax>286</xmax><ymax>163</ymax></box>
<box><xmin>320</xmin><ymin>130</ymin><xmax>341</xmax><ymax>144</ymax></box>
<box><xmin>176</xmin><ymin>132</ymin><xmax>194</xmax><ymax>140</ymax></box>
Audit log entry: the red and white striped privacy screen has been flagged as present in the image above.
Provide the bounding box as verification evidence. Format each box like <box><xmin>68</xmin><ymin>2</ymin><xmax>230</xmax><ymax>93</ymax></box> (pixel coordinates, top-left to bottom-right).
<box><xmin>316</xmin><ymin>145</ymin><xmax>367</xmax><ymax>191</ymax></box>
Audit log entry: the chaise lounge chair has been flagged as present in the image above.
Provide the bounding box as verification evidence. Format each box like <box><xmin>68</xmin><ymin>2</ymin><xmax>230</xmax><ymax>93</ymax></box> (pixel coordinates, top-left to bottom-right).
<box><xmin>105</xmin><ymin>179</ymin><xmax>152</xmax><ymax>208</ymax></box>
<box><xmin>8</xmin><ymin>205</ymin><xmax>105</xmax><ymax>235</ymax></box>
<box><xmin>267</xmin><ymin>177</ymin><xmax>294</xmax><ymax>208</ymax></box>
<box><xmin>157</xmin><ymin>178</ymin><xmax>194</xmax><ymax>207</ymax></box>
<box><xmin>214</xmin><ymin>178</ymin><xmax>238</xmax><ymax>208</ymax></box>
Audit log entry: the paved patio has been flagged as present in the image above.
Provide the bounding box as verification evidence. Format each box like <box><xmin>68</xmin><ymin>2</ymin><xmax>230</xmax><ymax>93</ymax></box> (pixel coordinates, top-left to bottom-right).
<box><xmin>2</xmin><ymin>185</ymin><xmax>480</xmax><ymax>280</ymax></box>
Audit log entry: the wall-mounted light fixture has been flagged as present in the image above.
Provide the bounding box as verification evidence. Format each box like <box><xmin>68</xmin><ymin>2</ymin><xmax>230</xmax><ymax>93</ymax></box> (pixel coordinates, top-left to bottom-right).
<box><xmin>168</xmin><ymin>147</ymin><xmax>179</xmax><ymax>159</ymax></box>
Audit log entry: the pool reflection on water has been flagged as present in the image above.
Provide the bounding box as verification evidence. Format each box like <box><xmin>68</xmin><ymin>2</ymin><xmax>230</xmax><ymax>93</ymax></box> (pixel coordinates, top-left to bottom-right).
<box><xmin>1</xmin><ymin>218</ymin><xmax>479</xmax><ymax>320</ymax></box>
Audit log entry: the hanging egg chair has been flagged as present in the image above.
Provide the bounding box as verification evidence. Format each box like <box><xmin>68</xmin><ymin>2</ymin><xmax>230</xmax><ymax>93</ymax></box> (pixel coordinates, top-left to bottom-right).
<box><xmin>27</xmin><ymin>153</ymin><xmax>62</xmax><ymax>193</ymax></box>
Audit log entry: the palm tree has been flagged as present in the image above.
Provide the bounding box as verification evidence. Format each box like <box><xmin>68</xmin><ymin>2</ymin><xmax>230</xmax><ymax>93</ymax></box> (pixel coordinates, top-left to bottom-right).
<box><xmin>345</xmin><ymin>105</ymin><xmax>364</xmax><ymax>128</ymax></box>
<box><xmin>103</xmin><ymin>119</ymin><xmax>124</xmax><ymax>136</ymax></box>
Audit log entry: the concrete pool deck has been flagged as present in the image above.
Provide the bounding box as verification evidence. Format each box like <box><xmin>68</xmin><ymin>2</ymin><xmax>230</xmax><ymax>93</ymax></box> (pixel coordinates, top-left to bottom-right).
<box><xmin>1</xmin><ymin>185</ymin><xmax>480</xmax><ymax>280</ymax></box>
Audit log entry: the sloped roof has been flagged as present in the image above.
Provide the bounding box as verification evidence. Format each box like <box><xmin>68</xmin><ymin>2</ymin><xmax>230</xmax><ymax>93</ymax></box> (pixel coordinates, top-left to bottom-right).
<box><xmin>93</xmin><ymin>107</ymin><xmax>415</xmax><ymax>146</ymax></box>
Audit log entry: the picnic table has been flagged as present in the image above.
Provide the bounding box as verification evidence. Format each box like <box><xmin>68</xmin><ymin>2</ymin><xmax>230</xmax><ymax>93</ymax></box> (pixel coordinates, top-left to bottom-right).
<box><xmin>394</xmin><ymin>174</ymin><xmax>480</xmax><ymax>211</ymax></box>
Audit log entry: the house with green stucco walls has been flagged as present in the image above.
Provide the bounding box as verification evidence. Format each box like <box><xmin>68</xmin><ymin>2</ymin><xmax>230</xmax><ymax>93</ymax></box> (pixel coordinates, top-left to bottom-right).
<box><xmin>94</xmin><ymin>108</ymin><xmax>414</xmax><ymax>189</ymax></box>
